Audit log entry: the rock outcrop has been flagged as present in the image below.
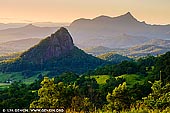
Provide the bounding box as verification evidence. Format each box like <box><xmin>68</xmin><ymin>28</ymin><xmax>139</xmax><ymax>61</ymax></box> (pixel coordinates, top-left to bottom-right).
<box><xmin>21</xmin><ymin>27</ymin><xmax>74</xmax><ymax>63</ymax></box>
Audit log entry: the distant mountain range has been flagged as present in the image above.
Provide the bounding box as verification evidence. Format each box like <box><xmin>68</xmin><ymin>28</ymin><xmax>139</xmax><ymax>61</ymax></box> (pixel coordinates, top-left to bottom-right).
<box><xmin>0</xmin><ymin>24</ymin><xmax>58</xmax><ymax>42</ymax></box>
<box><xmin>125</xmin><ymin>39</ymin><xmax>170</xmax><ymax>57</ymax></box>
<box><xmin>0</xmin><ymin>22</ymin><xmax>69</xmax><ymax>30</ymax></box>
<box><xmin>84</xmin><ymin>39</ymin><xmax>170</xmax><ymax>57</ymax></box>
<box><xmin>143</xmin><ymin>39</ymin><xmax>170</xmax><ymax>47</ymax></box>
<box><xmin>97</xmin><ymin>52</ymin><xmax>132</xmax><ymax>63</ymax></box>
<box><xmin>68</xmin><ymin>12</ymin><xmax>170</xmax><ymax>48</ymax></box>
<box><xmin>1</xmin><ymin>12</ymin><xmax>169</xmax><ymax>49</ymax></box>
<box><xmin>0</xmin><ymin>38</ymin><xmax>41</xmax><ymax>55</ymax></box>
<box><xmin>84</xmin><ymin>46</ymin><xmax>114</xmax><ymax>56</ymax></box>
<box><xmin>0</xmin><ymin>12</ymin><xmax>169</xmax><ymax>58</ymax></box>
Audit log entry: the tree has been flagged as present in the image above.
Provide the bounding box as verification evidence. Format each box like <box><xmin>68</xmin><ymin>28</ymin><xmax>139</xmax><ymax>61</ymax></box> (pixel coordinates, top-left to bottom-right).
<box><xmin>54</xmin><ymin>72</ymin><xmax>79</xmax><ymax>84</ymax></box>
<box><xmin>106</xmin><ymin>82</ymin><xmax>131</xmax><ymax>112</ymax></box>
<box><xmin>154</xmin><ymin>52</ymin><xmax>170</xmax><ymax>83</ymax></box>
<box><xmin>30</xmin><ymin>77</ymin><xmax>75</xmax><ymax>109</ymax></box>
<box><xmin>0</xmin><ymin>82</ymin><xmax>36</xmax><ymax>109</ymax></box>
<box><xmin>30</xmin><ymin>77</ymin><xmax>59</xmax><ymax>108</ymax></box>
<box><xmin>143</xmin><ymin>80</ymin><xmax>170</xmax><ymax>111</ymax></box>
<box><xmin>71</xmin><ymin>96</ymin><xmax>93</xmax><ymax>113</ymax></box>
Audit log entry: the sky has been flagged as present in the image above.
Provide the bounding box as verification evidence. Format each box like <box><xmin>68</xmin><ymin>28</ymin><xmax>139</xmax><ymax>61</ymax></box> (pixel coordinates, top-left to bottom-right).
<box><xmin>0</xmin><ymin>0</ymin><xmax>169</xmax><ymax>25</ymax></box>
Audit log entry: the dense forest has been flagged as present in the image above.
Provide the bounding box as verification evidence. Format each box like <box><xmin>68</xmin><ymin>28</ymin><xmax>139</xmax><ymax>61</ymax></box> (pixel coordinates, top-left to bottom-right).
<box><xmin>0</xmin><ymin>47</ymin><xmax>105</xmax><ymax>74</ymax></box>
<box><xmin>0</xmin><ymin>52</ymin><xmax>170</xmax><ymax>113</ymax></box>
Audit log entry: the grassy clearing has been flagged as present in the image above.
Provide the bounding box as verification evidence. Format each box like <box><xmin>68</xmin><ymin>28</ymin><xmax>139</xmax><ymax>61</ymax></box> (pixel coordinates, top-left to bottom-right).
<box><xmin>0</xmin><ymin>83</ymin><xmax>11</xmax><ymax>90</ymax></box>
<box><xmin>0</xmin><ymin>71</ymin><xmax>49</xmax><ymax>85</ymax></box>
<box><xmin>116</xmin><ymin>74</ymin><xmax>146</xmax><ymax>88</ymax></box>
<box><xmin>23</xmin><ymin>71</ymin><xmax>49</xmax><ymax>84</ymax></box>
<box><xmin>0</xmin><ymin>72</ymin><xmax>23</xmax><ymax>83</ymax></box>
<box><xmin>0</xmin><ymin>83</ymin><xmax>11</xmax><ymax>86</ymax></box>
<box><xmin>90</xmin><ymin>75</ymin><xmax>110</xmax><ymax>85</ymax></box>
<box><xmin>0</xmin><ymin>71</ymin><xmax>49</xmax><ymax>90</ymax></box>
<box><xmin>89</xmin><ymin>74</ymin><xmax>146</xmax><ymax>88</ymax></box>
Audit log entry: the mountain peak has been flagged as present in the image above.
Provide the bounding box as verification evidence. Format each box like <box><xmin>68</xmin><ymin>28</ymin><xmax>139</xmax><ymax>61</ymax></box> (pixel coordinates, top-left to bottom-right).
<box><xmin>125</xmin><ymin>12</ymin><xmax>132</xmax><ymax>16</ymax></box>
<box><xmin>115</xmin><ymin>12</ymin><xmax>138</xmax><ymax>22</ymax></box>
<box><xmin>23</xmin><ymin>24</ymin><xmax>38</xmax><ymax>28</ymax></box>
<box><xmin>21</xmin><ymin>27</ymin><xmax>74</xmax><ymax>62</ymax></box>
<box><xmin>56</xmin><ymin>27</ymin><xmax>71</xmax><ymax>35</ymax></box>
<box><xmin>92</xmin><ymin>15</ymin><xmax>113</xmax><ymax>21</ymax></box>
<box><xmin>121</xmin><ymin>12</ymin><xmax>135</xmax><ymax>18</ymax></box>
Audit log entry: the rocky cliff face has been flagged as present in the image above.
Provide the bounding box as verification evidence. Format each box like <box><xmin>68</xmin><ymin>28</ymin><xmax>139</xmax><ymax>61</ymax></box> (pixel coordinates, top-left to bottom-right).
<box><xmin>43</xmin><ymin>27</ymin><xmax>74</xmax><ymax>59</ymax></box>
<box><xmin>21</xmin><ymin>27</ymin><xmax>74</xmax><ymax>63</ymax></box>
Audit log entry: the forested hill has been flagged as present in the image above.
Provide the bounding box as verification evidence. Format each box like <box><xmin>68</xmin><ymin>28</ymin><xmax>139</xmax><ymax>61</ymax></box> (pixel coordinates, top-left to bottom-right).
<box><xmin>0</xmin><ymin>27</ymin><xmax>105</xmax><ymax>74</ymax></box>
<box><xmin>0</xmin><ymin>51</ymin><xmax>170</xmax><ymax>112</ymax></box>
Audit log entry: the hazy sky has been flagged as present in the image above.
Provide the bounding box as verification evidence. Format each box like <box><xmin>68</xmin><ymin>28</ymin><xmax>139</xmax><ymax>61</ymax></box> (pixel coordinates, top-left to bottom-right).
<box><xmin>0</xmin><ymin>0</ymin><xmax>169</xmax><ymax>24</ymax></box>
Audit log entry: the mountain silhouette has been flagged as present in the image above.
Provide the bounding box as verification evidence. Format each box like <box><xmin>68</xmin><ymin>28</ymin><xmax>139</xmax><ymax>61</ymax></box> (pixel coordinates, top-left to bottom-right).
<box><xmin>0</xmin><ymin>24</ymin><xmax>57</xmax><ymax>42</ymax></box>
<box><xmin>70</xmin><ymin>12</ymin><xmax>143</xmax><ymax>29</ymax></box>
<box><xmin>0</xmin><ymin>38</ymin><xmax>41</xmax><ymax>55</ymax></box>
<box><xmin>0</xmin><ymin>27</ymin><xmax>104</xmax><ymax>74</ymax></box>
<box><xmin>69</xmin><ymin>12</ymin><xmax>170</xmax><ymax>48</ymax></box>
<box><xmin>114</xmin><ymin>12</ymin><xmax>138</xmax><ymax>21</ymax></box>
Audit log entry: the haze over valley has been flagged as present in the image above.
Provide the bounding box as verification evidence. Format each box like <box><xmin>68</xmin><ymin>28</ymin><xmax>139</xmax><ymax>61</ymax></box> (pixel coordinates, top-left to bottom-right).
<box><xmin>0</xmin><ymin>12</ymin><xmax>169</xmax><ymax>57</ymax></box>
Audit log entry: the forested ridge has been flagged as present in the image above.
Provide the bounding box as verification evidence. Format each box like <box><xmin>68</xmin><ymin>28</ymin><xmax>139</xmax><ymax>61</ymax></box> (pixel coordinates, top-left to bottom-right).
<box><xmin>0</xmin><ymin>52</ymin><xmax>170</xmax><ymax>113</ymax></box>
